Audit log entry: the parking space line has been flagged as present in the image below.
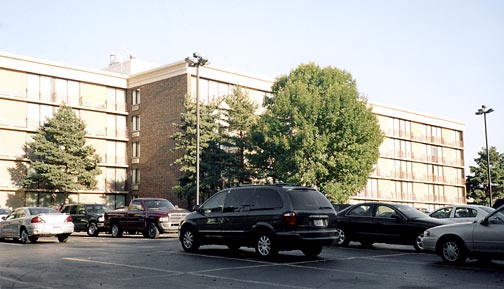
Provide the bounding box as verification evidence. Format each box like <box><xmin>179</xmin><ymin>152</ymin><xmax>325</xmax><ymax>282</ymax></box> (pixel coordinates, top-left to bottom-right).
<box><xmin>190</xmin><ymin>272</ymin><xmax>317</xmax><ymax>289</ymax></box>
<box><xmin>63</xmin><ymin>257</ymin><xmax>183</xmax><ymax>274</ymax></box>
<box><xmin>0</xmin><ymin>275</ymin><xmax>54</xmax><ymax>289</ymax></box>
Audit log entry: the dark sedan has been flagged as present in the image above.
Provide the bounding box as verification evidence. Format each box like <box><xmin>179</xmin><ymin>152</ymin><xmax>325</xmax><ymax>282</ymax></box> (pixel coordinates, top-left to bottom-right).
<box><xmin>335</xmin><ymin>202</ymin><xmax>450</xmax><ymax>251</ymax></box>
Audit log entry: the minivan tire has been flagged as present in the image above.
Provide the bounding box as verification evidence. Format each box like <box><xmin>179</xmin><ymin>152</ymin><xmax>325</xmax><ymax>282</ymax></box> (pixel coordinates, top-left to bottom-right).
<box><xmin>87</xmin><ymin>222</ymin><xmax>99</xmax><ymax>237</ymax></box>
<box><xmin>255</xmin><ymin>232</ymin><xmax>277</xmax><ymax>258</ymax></box>
<box><xmin>180</xmin><ymin>227</ymin><xmax>199</xmax><ymax>252</ymax></box>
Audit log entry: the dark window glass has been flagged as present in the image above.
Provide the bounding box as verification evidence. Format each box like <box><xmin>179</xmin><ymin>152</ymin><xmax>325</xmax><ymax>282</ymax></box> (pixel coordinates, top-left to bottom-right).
<box><xmin>376</xmin><ymin>205</ymin><xmax>396</xmax><ymax>218</ymax></box>
<box><xmin>251</xmin><ymin>189</ymin><xmax>283</xmax><ymax>210</ymax></box>
<box><xmin>130</xmin><ymin>200</ymin><xmax>143</xmax><ymax>210</ymax></box>
<box><xmin>430</xmin><ymin>207</ymin><xmax>452</xmax><ymax>219</ymax></box>
<box><xmin>202</xmin><ymin>191</ymin><xmax>227</xmax><ymax>213</ymax></box>
<box><xmin>60</xmin><ymin>206</ymin><xmax>71</xmax><ymax>214</ymax></box>
<box><xmin>454</xmin><ymin>207</ymin><xmax>477</xmax><ymax>218</ymax></box>
<box><xmin>286</xmin><ymin>189</ymin><xmax>331</xmax><ymax>210</ymax></box>
<box><xmin>347</xmin><ymin>205</ymin><xmax>372</xmax><ymax>217</ymax></box>
<box><xmin>223</xmin><ymin>188</ymin><xmax>254</xmax><ymax>212</ymax></box>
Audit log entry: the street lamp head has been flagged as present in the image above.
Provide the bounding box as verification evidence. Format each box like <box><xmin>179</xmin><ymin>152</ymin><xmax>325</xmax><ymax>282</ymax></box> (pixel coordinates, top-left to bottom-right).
<box><xmin>185</xmin><ymin>57</ymin><xmax>196</xmax><ymax>66</ymax></box>
<box><xmin>475</xmin><ymin>105</ymin><xmax>494</xmax><ymax>115</ymax></box>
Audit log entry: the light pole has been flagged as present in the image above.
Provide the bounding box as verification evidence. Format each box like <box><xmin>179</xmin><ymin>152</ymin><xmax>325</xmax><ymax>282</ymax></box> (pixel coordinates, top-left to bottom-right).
<box><xmin>185</xmin><ymin>52</ymin><xmax>208</xmax><ymax>206</ymax></box>
<box><xmin>475</xmin><ymin>105</ymin><xmax>494</xmax><ymax>207</ymax></box>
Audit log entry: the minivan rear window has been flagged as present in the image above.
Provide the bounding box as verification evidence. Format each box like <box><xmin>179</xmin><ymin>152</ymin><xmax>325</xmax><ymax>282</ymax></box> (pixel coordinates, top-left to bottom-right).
<box><xmin>287</xmin><ymin>189</ymin><xmax>333</xmax><ymax>210</ymax></box>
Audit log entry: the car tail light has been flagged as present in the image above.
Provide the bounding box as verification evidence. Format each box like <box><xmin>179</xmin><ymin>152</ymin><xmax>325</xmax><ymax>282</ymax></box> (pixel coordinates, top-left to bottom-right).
<box><xmin>31</xmin><ymin>216</ymin><xmax>45</xmax><ymax>223</ymax></box>
<box><xmin>282</xmin><ymin>212</ymin><xmax>296</xmax><ymax>226</ymax></box>
<box><xmin>65</xmin><ymin>215</ymin><xmax>73</xmax><ymax>222</ymax></box>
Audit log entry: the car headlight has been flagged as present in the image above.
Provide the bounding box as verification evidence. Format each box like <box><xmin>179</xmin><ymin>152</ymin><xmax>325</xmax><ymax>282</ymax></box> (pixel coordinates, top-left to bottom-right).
<box><xmin>159</xmin><ymin>217</ymin><xmax>169</xmax><ymax>222</ymax></box>
<box><xmin>98</xmin><ymin>216</ymin><xmax>104</xmax><ymax>222</ymax></box>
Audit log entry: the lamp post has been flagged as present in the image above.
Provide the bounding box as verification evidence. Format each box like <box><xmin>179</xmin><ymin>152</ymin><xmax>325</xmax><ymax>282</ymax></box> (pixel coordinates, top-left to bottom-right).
<box><xmin>185</xmin><ymin>52</ymin><xmax>208</xmax><ymax>205</ymax></box>
<box><xmin>475</xmin><ymin>105</ymin><xmax>494</xmax><ymax>207</ymax></box>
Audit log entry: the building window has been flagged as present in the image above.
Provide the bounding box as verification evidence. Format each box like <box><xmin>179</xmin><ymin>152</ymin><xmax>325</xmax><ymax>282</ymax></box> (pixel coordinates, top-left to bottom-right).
<box><xmin>132</xmin><ymin>169</ymin><xmax>140</xmax><ymax>185</ymax></box>
<box><xmin>132</xmin><ymin>142</ymin><xmax>140</xmax><ymax>158</ymax></box>
<box><xmin>132</xmin><ymin>89</ymin><xmax>140</xmax><ymax>105</ymax></box>
<box><xmin>132</xmin><ymin>115</ymin><xmax>140</xmax><ymax>131</ymax></box>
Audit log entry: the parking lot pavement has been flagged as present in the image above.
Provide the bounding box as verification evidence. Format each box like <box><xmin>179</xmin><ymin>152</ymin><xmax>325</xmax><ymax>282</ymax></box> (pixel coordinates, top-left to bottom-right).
<box><xmin>1</xmin><ymin>234</ymin><xmax>504</xmax><ymax>289</ymax></box>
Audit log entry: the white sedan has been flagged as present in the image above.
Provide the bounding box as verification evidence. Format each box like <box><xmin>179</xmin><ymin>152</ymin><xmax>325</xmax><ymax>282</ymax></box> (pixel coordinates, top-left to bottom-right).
<box><xmin>0</xmin><ymin>207</ymin><xmax>74</xmax><ymax>243</ymax></box>
<box><xmin>422</xmin><ymin>205</ymin><xmax>504</xmax><ymax>265</ymax></box>
<box><xmin>429</xmin><ymin>204</ymin><xmax>494</xmax><ymax>223</ymax></box>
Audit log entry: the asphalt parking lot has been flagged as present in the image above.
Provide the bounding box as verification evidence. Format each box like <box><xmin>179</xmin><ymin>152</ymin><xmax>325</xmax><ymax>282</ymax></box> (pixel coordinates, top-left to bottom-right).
<box><xmin>1</xmin><ymin>233</ymin><xmax>503</xmax><ymax>289</ymax></box>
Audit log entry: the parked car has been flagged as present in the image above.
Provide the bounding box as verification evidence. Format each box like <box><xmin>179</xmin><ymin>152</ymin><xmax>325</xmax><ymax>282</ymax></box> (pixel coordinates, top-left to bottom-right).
<box><xmin>0</xmin><ymin>207</ymin><xmax>74</xmax><ymax>243</ymax></box>
<box><xmin>104</xmin><ymin>198</ymin><xmax>189</xmax><ymax>238</ymax></box>
<box><xmin>0</xmin><ymin>208</ymin><xmax>11</xmax><ymax>219</ymax></box>
<box><xmin>60</xmin><ymin>204</ymin><xmax>111</xmax><ymax>236</ymax></box>
<box><xmin>429</xmin><ymin>205</ymin><xmax>494</xmax><ymax>223</ymax></box>
<box><xmin>422</xmin><ymin>204</ymin><xmax>504</xmax><ymax>265</ymax></box>
<box><xmin>334</xmin><ymin>202</ymin><xmax>450</xmax><ymax>251</ymax></box>
<box><xmin>179</xmin><ymin>184</ymin><xmax>338</xmax><ymax>258</ymax></box>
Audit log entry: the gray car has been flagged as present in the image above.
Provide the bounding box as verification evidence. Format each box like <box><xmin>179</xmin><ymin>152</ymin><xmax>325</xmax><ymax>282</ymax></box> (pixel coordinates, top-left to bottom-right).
<box><xmin>422</xmin><ymin>205</ymin><xmax>504</xmax><ymax>265</ymax></box>
<box><xmin>0</xmin><ymin>207</ymin><xmax>74</xmax><ymax>244</ymax></box>
<box><xmin>429</xmin><ymin>204</ymin><xmax>494</xmax><ymax>223</ymax></box>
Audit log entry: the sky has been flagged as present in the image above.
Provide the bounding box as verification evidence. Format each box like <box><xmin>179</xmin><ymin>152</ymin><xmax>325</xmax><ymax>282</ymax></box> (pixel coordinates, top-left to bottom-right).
<box><xmin>1</xmin><ymin>0</ymin><xmax>503</xmax><ymax>172</ymax></box>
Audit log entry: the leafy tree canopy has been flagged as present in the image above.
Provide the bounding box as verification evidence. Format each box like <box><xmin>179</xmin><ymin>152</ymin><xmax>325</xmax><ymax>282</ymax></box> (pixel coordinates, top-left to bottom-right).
<box><xmin>251</xmin><ymin>63</ymin><xmax>383</xmax><ymax>203</ymax></box>
<box><xmin>23</xmin><ymin>105</ymin><xmax>101</xmax><ymax>191</ymax></box>
<box><xmin>466</xmin><ymin>146</ymin><xmax>504</xmax><ymax>206</ymax></box>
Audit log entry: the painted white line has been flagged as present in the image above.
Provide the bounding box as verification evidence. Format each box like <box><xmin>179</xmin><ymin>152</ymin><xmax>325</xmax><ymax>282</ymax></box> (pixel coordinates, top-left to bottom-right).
<box><xmin>63</xmin><ymin>257</ymin><xmax>182</xmax><ymax>274</ymax></box>
<box><xmin>0</xmin><ymin>275</ymin><xmax>54</xmax><ymax>289</ymax></box>
<box><xmin>190</xmin><ymin>272</ymin><xmax>316</xmax><ymax>289</ymax></box>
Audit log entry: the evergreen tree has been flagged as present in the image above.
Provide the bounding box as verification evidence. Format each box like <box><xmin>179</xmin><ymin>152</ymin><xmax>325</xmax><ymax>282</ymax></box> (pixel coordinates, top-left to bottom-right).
<box><xmin>172</xmin><ymin>95</ymin><xmax>228</xmax><ymax>206</ymax></box>
<box><xmin>222</xmin><ymin>87</ymin><xmax>258</xmax><ymax>185</ymax></box>
<box><xmin>250</xmin><ymin>63</ymin><xmax>383</xmax><ymax>203</ymax></box>
<box><xmin>23</xmin><ymin>105</ymin><xmax>102</xmax><ymax>192</ymax></box>
<box><xmin>466</xmin><ymin>146</ymin><xmax>504</xmax><ymax>206</ymax></box>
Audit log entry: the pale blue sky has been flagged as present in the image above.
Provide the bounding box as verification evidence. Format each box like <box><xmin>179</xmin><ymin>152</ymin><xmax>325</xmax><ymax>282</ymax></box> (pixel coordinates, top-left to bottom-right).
<box><xmin>1</xmin><ymin>0</ymin><xmax>503</xmax><ymax>171</ymax></box>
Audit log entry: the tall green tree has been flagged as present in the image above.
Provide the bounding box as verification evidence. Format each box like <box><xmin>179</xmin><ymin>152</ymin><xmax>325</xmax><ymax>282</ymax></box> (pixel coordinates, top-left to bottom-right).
<box><xmin>251</xmin><ymin>63</ymin><xmax>383</xmax><ymax>203</ymax></box>
<box><xmin>466</xmin><ymin>146</ymin><xmax>504</xmax><ymax>206</ymax></box>
<box><xmin>222</xmin><ymin>87</ymin><xmax>258</xmax><ymax>185</ymax></box>
<box><xmin>23</xmin><ymin>105</ymin><xmax>102</xmax><ymax>192</ymax></box>
<box><xmin>172</xmin><ymin>95</ymin><xmax>229</xmax><ymax>207</ymax></box>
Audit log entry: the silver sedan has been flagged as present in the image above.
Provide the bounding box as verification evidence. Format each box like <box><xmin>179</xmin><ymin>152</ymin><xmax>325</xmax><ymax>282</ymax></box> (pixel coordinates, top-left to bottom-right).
<box><xmin>422</xmin><ymin>205</ymin><xmax>504</xmax><ymax>265</ymax></box>
<box><xmin>429</xmin><ymin>204</ymin><xmax>494</xmax><ymax>223</ymax></box>
<box><xmin>0</xmin><ymin>207</ymin><xmax>74</xmax><ymax>243</ymax></box>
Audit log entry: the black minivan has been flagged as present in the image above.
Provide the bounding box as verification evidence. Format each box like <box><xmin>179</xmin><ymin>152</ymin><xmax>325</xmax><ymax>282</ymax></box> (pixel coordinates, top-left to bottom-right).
<box><xmin>179</xmin><ymin>185</ymin><xmax>338</xmax><ymax>258</ymax></box>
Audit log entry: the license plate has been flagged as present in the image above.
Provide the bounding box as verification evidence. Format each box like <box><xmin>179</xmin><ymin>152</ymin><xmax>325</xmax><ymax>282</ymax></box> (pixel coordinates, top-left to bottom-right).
<box><xmin>314</xmin><ymin>219</ymin><xmax>325</xmax><ymax>227</ymax></box>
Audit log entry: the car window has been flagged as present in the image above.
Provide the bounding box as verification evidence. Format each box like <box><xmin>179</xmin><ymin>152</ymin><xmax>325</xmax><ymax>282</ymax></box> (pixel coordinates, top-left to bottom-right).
<box><xmin>287</xmin><ymin>189</ymin><xmax>332</xmax><ymax>210</ymax></box>
<box><xmin>60</xmin><ymin>206</ymin><xmax>72</xmax><ymax>214</ymax></box>
<box><xmin>430</xmin><ymin>207</ymin><xmax>452</xmax><ymax>219</ymax></box>
<box><xmin>347</xmin><ymin>205</ymin><xmax>372</xmax><ymax>217</ymax></box>
<box><xmin>251</xmin><ymin>189</ymin><xmax>283</xmax><ymax>211</ymax></box>
<box><xmin>130</xmin><ymin>199</ymin><xmax>144</xmax><ymax>210</ymax></box>
<box><xmin>376</xmin><ymin>205</ymin><xmax>396</xmax><ymax>218</ymax></box>
<box><xmin>86</xmin><ymin>205</ymin><xmax>111</xmax><ymax>214</ymax></box>
<box><xmin>143</xmin><ymin>199</ymin><xmax>175</xmax><ymax>210</ymax></box>
<box><xmin>223</xmin><ymin>188</ymin><xmax>254</xmax><ymax>212</ymax></box>
<box><xmin>487</xmin><ymin>209</ymin><xmax>504</xmax><ymax>225</ymax></box>
<box><xmin>29</xmin><ymin>208</ymin><xmax>57</xmax><ymax>215</ymax></box>
<box><xmin>201</xmin><ymin>191</ymin><xmax>227</xmax><ymax>214</ymax></box>
<box><xmin>454</xmin><ymin>208</ymin><xmax>477</xmax><ymax>218</ymax></box>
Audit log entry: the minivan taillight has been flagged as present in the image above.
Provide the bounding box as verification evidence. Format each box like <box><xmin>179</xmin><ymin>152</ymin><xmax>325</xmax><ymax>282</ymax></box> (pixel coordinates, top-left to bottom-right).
<box><xmin>65</xmin><ymin>215</ymin><xmax>73</xmax><ymax>222</ymax></box>
<box><xmin>31</xmin><ymin>216</ymin><xmax>45</xmax><ymax>223</ymax></box>
<box><xmin>282</xmin><ymin>212</ymin><xmax>296</xmax><ymax>226</ymax></box>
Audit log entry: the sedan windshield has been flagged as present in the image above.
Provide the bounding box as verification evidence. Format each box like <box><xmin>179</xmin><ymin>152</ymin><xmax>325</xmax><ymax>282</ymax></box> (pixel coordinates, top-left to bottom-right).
<box><xmin>394</xmin><ymin>204</ymin><xmax>429</xmax><ymax>219</ymax></box>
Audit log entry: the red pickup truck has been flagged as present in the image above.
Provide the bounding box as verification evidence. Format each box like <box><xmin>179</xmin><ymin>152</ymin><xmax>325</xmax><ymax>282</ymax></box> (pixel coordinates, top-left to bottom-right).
<box><xmin>104</xmin><ymin>198</ymin><xmax>189</xmax><ymax>238</ymax></box>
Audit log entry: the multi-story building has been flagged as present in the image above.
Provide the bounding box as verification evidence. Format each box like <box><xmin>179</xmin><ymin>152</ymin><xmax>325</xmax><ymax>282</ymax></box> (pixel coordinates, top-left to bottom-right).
<box><xmin>0</xmin><ymin>51</ymin><xmax>465</xmax><ymax>211</ymax></box>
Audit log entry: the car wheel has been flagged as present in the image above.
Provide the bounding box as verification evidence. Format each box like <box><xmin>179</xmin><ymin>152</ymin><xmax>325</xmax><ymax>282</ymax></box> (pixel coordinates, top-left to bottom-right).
<box><xmin>87</xmin><ymin>222</ymin><xmax>99</xmax><ymax>237</ymax></box>
<box><xmin>111</xmin><ymin>223</ymin><xmax>123</xmax><ymax>238</ymax></box>
<box><xmin>57</xmin><ymin>234</ymin><xmax>70</xmax><ymax>243</ymax></box>
<box><xmin>29</xmin><ymin>236</ymin><xmax>39</xmax><ymax>243</ymax></box>
<box><xmin>146</xmin><ymin>223</ymin><xmax>160</xmax><ymax>239</ymax></box>
<box><xmin>334</xmin><ymin>228</ymin><xmax>350</xmax><ymax>247</ymax></box>
<box><xmin>302</xmin><ymin>244</ymin><xmax>323</xmax><ymax>258</ymax></box>
<box><xmin>413</xmin><ymin>233</ymin><xmax>424</xmax><ymax>252</ymax></box>
<box><xmin>20</xmin><ymin>228</ymin><xmax>31</xmax><ymax>244</ymax></box>
<box><xmin>255</xmin><ymin>232</ymin><xmax>277</xmax><ymax>259</ymax></box>
<box><xmin>439</xmin><ymin>238</ymin><xmax>466</xmax><ymax>265</ymax></box>
<box><xmin>180</xmin><ymin>227</ymin><xmax>199</xmax><ymax>252</ymax></box>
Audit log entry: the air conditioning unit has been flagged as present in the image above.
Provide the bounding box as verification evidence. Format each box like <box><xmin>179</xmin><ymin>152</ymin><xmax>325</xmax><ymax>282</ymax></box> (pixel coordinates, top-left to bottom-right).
<box><xmin>131</xmin><ymin>158</ymin><xmax>139</xmax><ymax>164</ymax></box>
<box><xmin>132</xmin><ymin>131</ymin><xmax>140</xmax><ymax>137</ymax></box>
<box><xmin>131</xmin><ymin>105</ymin><xmax>139</xmax><ymax>111</ymax></box>
<box><xmin>131</xmin><ymin>185</ymin><xmax>139</xmax><ymax>191</ymax></box>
